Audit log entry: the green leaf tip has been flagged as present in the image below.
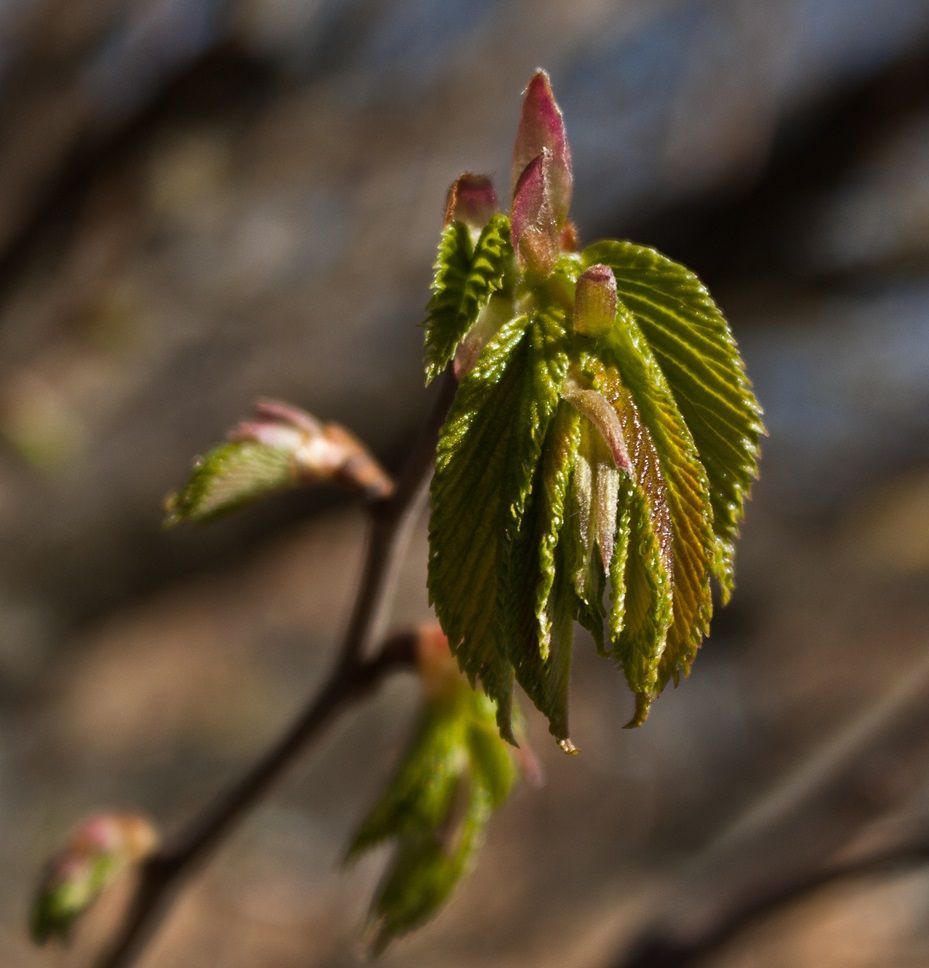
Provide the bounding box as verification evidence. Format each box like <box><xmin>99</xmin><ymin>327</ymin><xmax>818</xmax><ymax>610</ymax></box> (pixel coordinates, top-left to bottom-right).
<box><xmin>347</xmin><ymin>627</ymin><xmax>523</xmax><ymax>952</ymax></box>
<box><xmin>425</xmin><ymin>70</ymin><xmax>764</xmax><ymax>747</ymax></box>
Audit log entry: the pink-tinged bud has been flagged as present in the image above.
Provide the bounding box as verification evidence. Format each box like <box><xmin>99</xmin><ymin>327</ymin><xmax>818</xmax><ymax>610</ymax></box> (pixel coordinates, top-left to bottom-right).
<box><xmin>574</xmin><ymin>264</ymin><xmax>618</xmax><ymax>336</ymax></box>
<box><xmin>31</xmin><ymin>813</ymin><xmax>158</xmax><ymax>944</ymax></box>
<box><xmin>230</xmin><ymin>399</ymin><xmax>394</xmax><ymax>501</ymax></box>
<box><xmin>511</xmin><ymin>150</ymin><xmax>559</xmax><ymax>275</ymax></box>
<box><xmin>444</xmin><ymin>173</ymin><xmax>498</xmax><ymax>229</ymax></box>
<box><xmin>562</xmin><ymin>381</ymin><xmax>633</xmax><ymax>476</ymax></box>
<box><xmin>512</xmin><ymin>69</ymin><xmax>573</xmax><ymax>226</ymax></box>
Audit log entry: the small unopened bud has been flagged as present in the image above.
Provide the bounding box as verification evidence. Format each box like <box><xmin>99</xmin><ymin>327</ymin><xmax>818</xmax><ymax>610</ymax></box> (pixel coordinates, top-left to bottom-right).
<box><xmin>228</xmin><ymin>400</ymin><xmax>394</xmax><ymax>498</ymax></box>
<box><xmin>31</xmin><ymin>813</ymin><xmax>158</xmax><ymax>945</ymax></box>
<box><xmin>166</xmin><ymin>400</ymin><xmax>394</xmax><ymax>524</ymax></box>
<box><xmin>574</xmin><ymin>264</ymin><xmax>617</xmax><ymax>336</ymax></box>
<box><xmin>444</xmin><ymin>173</ymin><xmax>498</xmax><ymax>230</ymax></box>
<box><xmin>512</xmin><ymin>69</ymin><xmax>573</xmax><ymax>227</ymax></box>
<box><xmin>511</xmin><ymin>150</ymin><xmax>559</xmax><ymax>276</ymax></box>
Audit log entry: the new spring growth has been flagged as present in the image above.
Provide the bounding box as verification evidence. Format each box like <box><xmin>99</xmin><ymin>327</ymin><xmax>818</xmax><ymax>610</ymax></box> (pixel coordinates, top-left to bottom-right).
<box><xmin>426</xmin><ymin>68</ymin><xmax>764</xmax><ymax>746</ymax></box>
<box><xmin>444</xmin><ymin>174</ymin><xmax>499</xmax><ymax>233</ymax></box>
<box><xmin>165</xmin><ymin>398</ymin><xmax>393</xmax><ymax>524</ymax></box>
<box><xmin>346</xmin><ymin>625</ymin><xmax>536</xmax><ymax>952</ymax></box>
<box><xmin>31</xmin><ymin>813</ymin><xmax>158</xmax><ymax>944</ymax></box>
<box><xmin>231</xmin><ymin>399</ymin><xmax>394</xmax><ymax>499</ymax></box>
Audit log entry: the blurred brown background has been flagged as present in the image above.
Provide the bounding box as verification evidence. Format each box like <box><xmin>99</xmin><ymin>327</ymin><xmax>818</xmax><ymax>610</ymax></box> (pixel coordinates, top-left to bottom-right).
<box><xmin>2</xmin><ymin>0</ymin><xmax>929</xmax><ymax>965</ymax></box>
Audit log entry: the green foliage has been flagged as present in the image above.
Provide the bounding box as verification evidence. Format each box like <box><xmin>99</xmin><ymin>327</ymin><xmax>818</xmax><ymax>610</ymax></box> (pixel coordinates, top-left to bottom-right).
<box><xmin>423</xmin><ymin>214</ymin><xmax>512</xmax><ymax>385</ymax></box>
<box><xmin>426</xmin><ymin>223</ymin><xmax>763</xmax><ymax>746</ymax></box>
<box><xmin>347</xmin><ymin>687</ymin><xmax>516</xmax><ymax>952</ymax></box>
<box><xmin>165</xmin><ymin>441</ymin><xmax>295</xmax><ymax>525</ymax></box>
<box><xmin>429</xmin><ymin>309</ymin><xmax>569</xmax><ymax>740</ymax></box>
<box><xmin>582</xmin><ymin>241</ymin><xmax>765</xmax><ymax>600</ymax></box>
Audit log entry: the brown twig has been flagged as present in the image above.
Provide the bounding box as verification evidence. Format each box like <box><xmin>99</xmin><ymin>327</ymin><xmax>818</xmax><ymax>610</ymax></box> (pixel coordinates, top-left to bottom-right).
<box><xmin>95</xmin><ymin>374</ymin><xmax>456</xmax><ymax>968</ymax></box>
<box><xmin>616</xmin><ymin>835</ymin><xmax>929</xmax><ymax>968</ymax></box>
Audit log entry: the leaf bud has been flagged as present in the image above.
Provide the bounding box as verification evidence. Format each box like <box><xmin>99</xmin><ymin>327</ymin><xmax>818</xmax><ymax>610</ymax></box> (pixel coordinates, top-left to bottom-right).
<box><xmin>512</xmin><ymin>69</ymin><xmax>573</xmax><ymax>227</ymax></box>
<box><xmin>574</xmin><ymin>264</ymin><xmax>618</xmax><ymax>336</ymax></box>
<box><xmin>31</xmin><ymin>813</ymin><xmax>158</xmax><ymax>945</ymax></box>
<box><xmin>443</xmin><ymin>173</ymin><xmax>498</xmax><ymax>231</ymax></box>
<box><xmin>511</xmin><ymin>150</ymin><xmax>559</xmax><ymax>276</ymax></box>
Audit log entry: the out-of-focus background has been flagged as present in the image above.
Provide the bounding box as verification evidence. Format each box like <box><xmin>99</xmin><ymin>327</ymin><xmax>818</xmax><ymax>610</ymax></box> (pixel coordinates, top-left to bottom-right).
<box><xmin>2</xmin><ymin>1</ymin><xmax>929</xmax><ymax>965</ymax></box>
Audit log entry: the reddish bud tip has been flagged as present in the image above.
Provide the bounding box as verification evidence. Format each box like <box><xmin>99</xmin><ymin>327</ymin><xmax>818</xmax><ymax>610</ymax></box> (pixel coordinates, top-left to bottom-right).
<box><xmin>230</xmin><ymin>400</ymin><xmax>394</xmax><ymax>501</ymax></box>
<box><xmin>511</xmin><ymin>150</ymin><xmax>559</xmax><ymax>275</ymax></box>
<box><xmin>574</xmin><ymin>264</ymin><xmax>618</xmax><ymax>336</ymax></box>
<box><xmin>444</xmin><ymin>173</ymin><xmax>498</xmax><ymax>229</ymax></box>
<box><xmin>512</xmin><ymin>69</ymin><xmax>573</xmax><ymax>226</ymax></box>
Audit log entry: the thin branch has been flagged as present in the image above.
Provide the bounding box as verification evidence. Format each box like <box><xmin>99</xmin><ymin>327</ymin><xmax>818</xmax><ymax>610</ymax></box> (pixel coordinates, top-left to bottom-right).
<box><xmin>616</xmin><ymin>835</ymin><xmax>929</xmax><ymax>968</ymax></box>
<box><xmin>611</xmin><ymin>649</ymin><xmax>929</xmax><ymax>968</ymax></box>
<box><xmin>95</xmin><ymin>375</ymin><xmax>456</xmax><ymax>968</ymax></box>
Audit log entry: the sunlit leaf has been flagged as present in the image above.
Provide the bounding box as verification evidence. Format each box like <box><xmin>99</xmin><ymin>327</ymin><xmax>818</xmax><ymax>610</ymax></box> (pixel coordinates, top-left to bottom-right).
<box><xmin>429</xmin><ymin>308</ymin><xmax>568</xmax><ymax>740</ymax></box>
<box><xmin>583</xmin><ymin>240</ymin><xmax>764</xmax><ymax>600</ymax></box>
<box><xmin>425</xmin><ymin>70</ymin><xmax>762</xmax><ymax>747</ymax></box>
<box><xmin>423</xmin><ymin>214</ymin><xmax>512</xmax><ymax>385</ymax></box>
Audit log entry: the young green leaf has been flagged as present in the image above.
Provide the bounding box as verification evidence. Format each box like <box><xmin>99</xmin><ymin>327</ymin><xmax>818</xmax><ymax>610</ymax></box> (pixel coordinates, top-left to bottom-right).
<box><xmin>429</xmin><ymin>308</ymin><xmax>569</xmax><ymax>740</ymax></box>
<box><xmin>582</xmin><ymin>240</ymin><xmax>764</xmax><ymax>600</ymax></box>
<box><xmin>165</xmin><ymin>441</ymin><xmax>294</xmax><ymax>525</ymax></box>
<box><xmin>423</xmin><ymin>213</ymin><xmax>512</xmax><ymax>385</ymax></box>
<box><xmin>347</xmin><ymin>654</ymin><xmax>517</xmax><ymax>953</ymax></box>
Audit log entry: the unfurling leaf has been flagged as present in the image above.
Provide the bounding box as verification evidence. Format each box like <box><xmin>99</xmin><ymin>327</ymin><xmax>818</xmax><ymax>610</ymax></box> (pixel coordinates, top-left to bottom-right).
<box><xmin>423</xmin><ymin>211</ymin><xmax>512</xmax><ymax>385</ymax></box>
<box><xmin>425</xmin><ymin>71</ymin><xmax>764</xmax><ymax>747</ymax></box>
<box><xmin>31</xmin><ymin>813</ymin><xmax>158</xmax><ymax>945</ymax></box>
<box><xmin>164</xmin><ymin>399</ymin><xmax>392</xmax><ymax>524</ymax></box>
<box><xmin>347</xmin><ymin>628</ymin><xmax>520</xmax><ymax>953</ymax></box>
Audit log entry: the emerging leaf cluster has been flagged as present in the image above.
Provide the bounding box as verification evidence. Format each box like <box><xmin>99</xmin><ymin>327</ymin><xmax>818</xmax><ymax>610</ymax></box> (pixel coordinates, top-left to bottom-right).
<box><xmin>427</xmin><ymin>71</ymin><xmax>763</xmax><ymax>749</ymax></box>
<box><xmin>346</xmin><ymin>682</ymin><xmax>516</xmax><ymax>952</ymax></box>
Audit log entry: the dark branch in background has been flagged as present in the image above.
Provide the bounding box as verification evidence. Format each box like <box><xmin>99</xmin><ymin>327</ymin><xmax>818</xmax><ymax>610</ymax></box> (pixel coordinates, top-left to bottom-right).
<box><xmin>611</xmin><ymin>648</ymin><xmax>929</xmax><ymax>968</ymax></box>
<box><xmin>616</xmin><ymin>836</ymin><xmax>929</xmax><ymax>968</ymax></box>
<box><xmin>95</xmin><ymin>374</ymin><xmax>457</xmax><ymax>968</ymax></box>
